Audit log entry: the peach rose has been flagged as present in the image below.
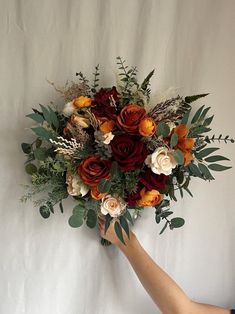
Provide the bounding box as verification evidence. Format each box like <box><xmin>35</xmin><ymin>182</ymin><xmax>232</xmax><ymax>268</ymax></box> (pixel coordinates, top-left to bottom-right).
<box><xmin>117</xmin><ymin>103</ymin><xmax>146</xmax><ymax>134</ymax></box>
<box><xmin>139</xmin><ymin>117</ymin><xmax>156</xmax><ymax>137</ymax></box>
<box><xmin>91</xmin><ymin>186</ymin><xmax>107</xmax><ymax>200</ymax></box>
<box><xmin>137</xmin><ymin>187</ymin><xmax>162</xmax><ymax>207</ymax></box>
<box><xmin>78</xmin><ymin>155</ymin><xmax>111</xmax><ymax>186</ymax></box>
<box><xmin>100</xmin><ymin>195</ymin><xmax>126</xmax><ymax>217</ymax></box>
<box><xmin>73</xmin><ymin>96</ymin><xmax>92</xmax><ymax>108</ymax></box>
<box><xmin>172</xmin><ymin>124</ymin><xmax>195</xmax><ymax>166</ymax></box>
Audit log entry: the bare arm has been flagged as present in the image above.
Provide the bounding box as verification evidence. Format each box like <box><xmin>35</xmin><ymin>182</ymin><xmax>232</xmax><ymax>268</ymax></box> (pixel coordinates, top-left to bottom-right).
<box><xmin>99</xmin><ymin>217</ymin><xmax>230</xmax><ymax>314</ymax></box>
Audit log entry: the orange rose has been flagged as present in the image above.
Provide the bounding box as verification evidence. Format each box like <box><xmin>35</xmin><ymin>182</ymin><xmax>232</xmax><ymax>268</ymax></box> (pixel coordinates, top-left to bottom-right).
<box><xmin>91</xmin><ymin>186</ymin><xmax>107</xmax><ymax>200</ymax></box>
<box><xmin>73</xmin><ymin>96</ymin><xmax>92</xmax><ymax>108</ymax></box>
<box><xmin>117</xmin><ymin>104</ymin><xmax>146</xmax><ymax>134</ymax></box>
<box><xmin>172</xmin><ymin>124</ymin><xmax>195</xmax><ymax>166</ymax></box>
<box><xmin>99</xmin><ymin>118</ymin><xmax>115</xmax><ymax>134</ymax></box>
<box><xmin>139</xmin><ymin>117</ymin><xmax>156</xmax><ymax>137</ymax></box>
<box><xmin>78</xmin><ymin>155</ymin><xmax>111</xmax><ymax>186</ymax></box>
<box><xmin>137</xmin><ymin>188</ymin><xmax>162</xmax><ymax>207</ymax></box>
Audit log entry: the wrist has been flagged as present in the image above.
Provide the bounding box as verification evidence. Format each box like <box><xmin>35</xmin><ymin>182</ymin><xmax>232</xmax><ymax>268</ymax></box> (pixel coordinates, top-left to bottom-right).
<box><xmin>117</xmin><ymin>231</ymin><xmax>139</xmax><ymax>253</ymax></box>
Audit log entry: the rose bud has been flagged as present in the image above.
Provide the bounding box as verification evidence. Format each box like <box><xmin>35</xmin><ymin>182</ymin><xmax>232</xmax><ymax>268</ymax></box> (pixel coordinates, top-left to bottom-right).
<box><xmin>91</xmin><ymin>186</ymin><xmax>107</xmax><ymax>200</ymax></box>
<box><xmin>137</xmin><ymin>188</ymin><xmax>162</xmax><ymax>207</ymax></box>
<box><xmin>99</xmin><ymin>118</ymin><xmax>115</xmax><ymax>134</ymax></box>
<box><xmin>139</xmin><ymin>117</ymin><xmax>156</xmax><ymax>137</ymax></box>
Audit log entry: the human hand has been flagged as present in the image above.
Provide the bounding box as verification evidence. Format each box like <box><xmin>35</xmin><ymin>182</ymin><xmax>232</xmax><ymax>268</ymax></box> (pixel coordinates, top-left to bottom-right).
<box><xmin>98</xmin><ymin>215</ymin><xmax>136</xmax><ymax>248</ymax></box>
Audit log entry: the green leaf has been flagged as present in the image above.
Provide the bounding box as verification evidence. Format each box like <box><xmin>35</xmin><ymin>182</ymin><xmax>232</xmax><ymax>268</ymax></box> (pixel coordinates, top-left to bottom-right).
<box><xmin>208</xmin><ymin>164</ymin><xmax>232</xmax><ymax>172</ymax></box>
<box><xmin>26</xmin><ymin>113</ymin><xmax>44</xmax><ymax>123</ymax></box>
<box><xmin>120</xmin><ymin>216</ymin><xmax>130</xmax><ymax>239</ymax></box>
<box><xmin>86</xmin><ymin>209</ymin><xmax>97</xmax><ymax>228</ymax></box>
<box><xmin>48</xmin><ymin>107</ymin><xmax>59</xmax><ymax>129</ymax></box>
<box><xmin>159</xmin><ymin>221</ymin><xmax>168</xmax><ymax>234</ymax></box>
<box><xmin>114</xmin><ymin>221</ymin><xmax>125</xmax><ymax>245</ymax></box>
<box><xmin>39</xmin><ymin>206</ymin><xmax>50</xmax><ymax>219</ymax></box>
<box><xmin>205</xmin><ymin>155</ymin><xmax>230</xmax><ymax>162</ymax></box>
<box><xmin>68</xmin><ymin>215</ymin><xmax>83</xmax><ymax>228</ymax></box>
<box><xmin>47</xmin><ymin>202</ymin><xmax>54</xmax><ymax>214</ymax></box>
<box><xmin>141</xmin><ymin>69</ymin><xmax>155</xmax><ymax>91</ymax></box>
<box><xmin>170</xmin><ymin>217</ymin><xmax>185</xmax><ymax>228</ymax></box>
<box><xmin>156</xmin><ymin>122</ymin><xmax>170</xmax><ymax>137</ymax></box>
<box><xmin>196</xmin><ymin>147</ymin><xmax>219</xmax><ymax>159</ymax></box>
<box><xmin>191</xmin><ymin>105</ymin><xmax>205</xmax><ymax>124</ymax></box>
<box><xmin>39</xmin><ymin>104</ymin><xmax>52</xmax><ymax>124</ymax></box>
<box><xmin>124</xmin><ymin>209</ymin><xmax>134</xmax><ymax>225</ymax></box>
<box><xmin>173</xmin><ymin>149</ymin><xmax>184</xmax><ymax>165</ymax></box>
<box><xmin>25</xmin><ymin>163</ymin><xmax>37</xmax><ymax>175</ymax></box>
<box><xmin>198</xmin><ymin>163</ymin><xmax>214</xmax><ymax>180</ymax></box>
<box><xmin>21</xmin><ymin>143</ymin><xmax>31</xmax><ymax>154</ymax></box>
<box><xmin>176</xmin><ymin>171</ymin><xmax>184</xmax><ymax>184</ymax></box>
<box><xmin>104</xmin><ymin>214</ymin><xmax>112</xmax><ymax>234</ymax></box>
<box><xmin>183</xmin><ymin>187</ymin><xmax>193</xmax><ymax>197</ymax></box>
<box><xmin>110</xmin><ymin>161</ymin><xmax>119</xmax><ymax>176</ymax></box>
<box><xmin>185</xmin><ymin>93</ymin><xmax>209</xmax><ymax>104</ymax></box>
<box><xmin>188</xmin><ymin>163</ymin><xmax>202</xmax><ymax>177</ymax></box>
<box><xmin>181</xmin><ymin>110</ymin><xmax>191</xmax><ymax>125</ymax></box>
<box><xmin>72</xmin><ymin>205</ymin><xmax>85</xmax><ymax>217</ymax></box>
<box><xmin>98</xmin><ymin>179</ymin><xmax>111</xmax><ymax>193</ymax></box>
<box><xmin>199</xmin><ymin>107</ymin><xmax>211</xmax><ymax>121</ymax></box>
<box><xmin>170</xmin><ymin>133</ymin><xmax>178</xmax><ymax>148</ymax></box>
<box><xmin>203</xmin><ymin>115</ymin><xmax>214</xmax><ymax>126</ymax></box>
<box><xmin>31</xmin><ymin>127</ymin><xmax>55</xmax><ymax>141</ymax></box>
<box><xmin>34</xmin><ymin>148</ymin><xmax>49</xmax><ymax>161</ymax></box>
<box><xmin>59</xmin><ymin>201</ymin><xmax>64</xmax><ymax>213</ymax></box>
<box><xmin>36</xmin><ymin>138</ymin><xmax>42</xmax><ymax>148</ymax></box>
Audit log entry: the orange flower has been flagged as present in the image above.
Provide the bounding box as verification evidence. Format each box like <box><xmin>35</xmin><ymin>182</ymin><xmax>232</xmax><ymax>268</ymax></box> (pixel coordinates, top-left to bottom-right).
<box><xmin>117</xmin><ymin>103</ymin><xmax>146</xmax><ymax>134</ymax></box>
<box><xmin>99</xmin><ymin>118</ymin><xmax>115</xmax><ymax>134</ymax></box>
<box><xmin>73</xmin><ymin>96</ymin><xmax>92</xmax><ymax>108</ymax></box>
<box><xmin>139</xmin><ymin>117</ymin><xmax>156</xmax><ymax>137</ymax></box>
<box><xmin>78</xmin><ymin>155</ymin><xmax>111</xmax><ymax>186</ymax></box>
<box><xmin>137</xmin><ymin>188</ymin><xmax>162</xmax><ymax>207</ymax></box>
<box><xmin>91</xmin><ymin>186</ymin><xmax>107</xmax><ymax>200</ymax></box>
<box><xmin>172</xmin><ymin>124</ymin><xmax>195</xmax><ymax>166</ymax></box>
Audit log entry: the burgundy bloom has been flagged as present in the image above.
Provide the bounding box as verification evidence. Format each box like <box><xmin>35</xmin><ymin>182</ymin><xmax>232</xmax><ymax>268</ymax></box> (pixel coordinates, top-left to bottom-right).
<box><xmin>139</xmin><ymin>167</ymin><xmax>168</xmax><ymax>191</ymax></box>
<box><xmin>91</xmin><ymin>87</ymin><xmax>119</xmax><ymax>119</ymax></box>
<box><xmin>111</xmin><ymin>134</ymin><xmax>148</xmax><ymax>171</ymax></box>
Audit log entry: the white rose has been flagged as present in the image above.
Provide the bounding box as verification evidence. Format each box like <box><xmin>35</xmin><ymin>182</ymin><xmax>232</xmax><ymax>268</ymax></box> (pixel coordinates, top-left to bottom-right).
<box><xmin>145</xmin><ymin>147</ymin><xmax>177</xmax><ymax>175</ymax></box>
<box><xmin>66</xmin><ymin>172</ymin><xmax>89</xmax><ymax>197</ymax></box>
<box><xmin>63</xmin><ymin>101</ymin><xmax>76</xmax><ymax>117</ymax></box>
<box><xmin>100</xmin><ymin>195</ymin><xmax>126</xmax><ymax>218</ymax></box>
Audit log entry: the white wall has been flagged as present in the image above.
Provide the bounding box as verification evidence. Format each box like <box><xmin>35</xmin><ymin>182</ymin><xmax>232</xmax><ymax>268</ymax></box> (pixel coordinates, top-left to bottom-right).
<box><xmin>0</xmin><ymin>0</ymin><xmax>234</xmax><ymax>313</ymax></box>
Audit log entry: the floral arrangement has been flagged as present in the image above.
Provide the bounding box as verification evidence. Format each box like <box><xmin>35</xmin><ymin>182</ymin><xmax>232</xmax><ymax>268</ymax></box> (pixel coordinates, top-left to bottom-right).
<box><xmin>21</xmin><ymin>57</ymin><xmax>233</xmax><ymax>245</ymax></box>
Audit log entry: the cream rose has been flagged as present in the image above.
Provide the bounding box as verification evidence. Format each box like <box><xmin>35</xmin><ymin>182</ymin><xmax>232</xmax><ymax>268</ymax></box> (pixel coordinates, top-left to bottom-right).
<box><xmin>66</xmin><ymin>172</ymin><xmax>89</xmax><ymax>197</ymax></box>
<box><xmin>100</xmin><ymin>195</ymin><xmax>126</xmax><ymax>218</ymax></box>
<box><xmin>145</xmin><ymin>147</ymin><xmax>177</xmax><ymax>175</ymax></box>
<box><xmin>95</xmin><ymin>130</ymin><xmax>114</xmax><ymax>145</ymax></box>
<box><xmin>71</xmin><ymin>114</ymin><xmax>90</xmax><ymax>128</ymax></box>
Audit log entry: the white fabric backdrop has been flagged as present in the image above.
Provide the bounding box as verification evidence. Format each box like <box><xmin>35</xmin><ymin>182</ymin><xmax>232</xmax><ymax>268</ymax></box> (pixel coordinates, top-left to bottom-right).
<box><xmin>0</xmin><ymin>0</ymin><xmax>235</xmax><ymax>313</ymax></box>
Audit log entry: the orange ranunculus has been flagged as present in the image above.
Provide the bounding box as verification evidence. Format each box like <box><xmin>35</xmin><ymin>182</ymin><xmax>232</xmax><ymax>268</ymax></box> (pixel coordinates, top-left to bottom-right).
<box><xmin>137</xmin><ymin>188</ymin><xmax>162</xmax><ymax>207</ymax></box>
<box><xmin>99</xmin><ymin>118</ymin><xmax>115</xmax><ymax>134</ymax></box>
<box><xmin>78</xmin><ymin>155</ymin><xmax>111</xmax><ymax>186</ymax></box>
<box><xmin>73</xmin><ymin>96</ymin><xmax>92</xmax><ymax>108</ymax></box>
<box><xmin>117</xmin><ymin>103</ymin><xmax>146</xmax><ymax>134</ymax></box>
<box><xmin>139</xmin><ymin>117</ymin><xmax>156</xmax><ymax>137</ymax></box>
<box><xmin>172</xmin><ymin>124</ymin><xmax>195</xmax><ymax>166</ymax></box>
<box><xmin>91</xmin><ymin>186</ymin><xmax>107</xmax><ymax>200</ymax></box>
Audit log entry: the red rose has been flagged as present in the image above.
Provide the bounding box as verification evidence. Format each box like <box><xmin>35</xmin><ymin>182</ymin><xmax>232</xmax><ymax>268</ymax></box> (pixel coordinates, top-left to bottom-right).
<box><xmin>139</xmin><ymin>167</ymin><xmax>168</xmax><ymax>191</ymax></box>
<box><xmin>125</xmin><ymin>186</ymin><xmax>141</xmax><ymax>206</ymax></box>
<box><xmin>78</xmin><ymin>155</ymin><xmax>111</xmax><ymax>186</ymax></box>
<box><xmin>111</xmin><ymin>134</ymin><xmax>148</xmax><ymax>171</ymax></box>
<box><xmin>91</xmin><ymin>87</ymin><xmax>119</xmax><ymax>119</ymax></box>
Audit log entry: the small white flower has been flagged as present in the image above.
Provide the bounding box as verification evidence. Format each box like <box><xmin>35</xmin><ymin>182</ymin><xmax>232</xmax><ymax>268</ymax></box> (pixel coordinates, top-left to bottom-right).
<box><xmin>145</xmin><ymin>147</ymin><xmax>177</xmax><ymax>175</ymax></box>
<box><xmin>100</xmin><ymin>195</ymin><xmax>126</xmax><ymax>218</ymax></box>
<box><xmin>95</xmin><ymin>131</ymin><xmax>114</xmax><ymax>145</ymax></box>
<box><xmin>66</xmin><ymin>172</ymin><xmax>89</xmax><ymax>197</ymax></box>
<box><xmin>63</xmin><ymin>101</ymin><xmax>76</xmax><ymax>117</ymax></box>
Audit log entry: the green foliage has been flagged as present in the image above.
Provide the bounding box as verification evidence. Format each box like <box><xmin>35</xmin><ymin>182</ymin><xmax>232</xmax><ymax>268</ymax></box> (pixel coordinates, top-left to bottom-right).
<box><xmin>140</xmin><ymin>69</ymin><xmax>155</xmax><ymax>97</ymax></box>
<box><xmin>114</xmin><ymin>221</ymin><xmax>125</xmax><ymax>245</ymax></box>
<box><xmin>21</xmin><ymin>143</ymin><xmax>32</xmax><ymax>154</ymax></box>
<box><xmin>25</xmin><ymin>163</ymin><xmax>37</xmax><ymax>175</ymax></box>
<box><xmin>68</xmin><ymin>205</ymin><xmax>85</xmax><ymax>228</ymax></box>
<box><xmin>181</xmin><ymin>109</ymin><xmax>191</xmax><ymax>125</ymax></box>
<box><xmin>120</xmin><ymin>216</ymin><xmax>130</xmax><ymax>239</ymax></box>
<box><xmin>170</xmin><ymin>217</ymin><xmax>185</xmax><ymax>229</ymax></box>
<box><xmin>170</xmin><ymin>133</ymin><xmax>178</xmax><ymax>148</ymax></box>
<box><xmin>124</xmin><ymin>170</ymin><xmax>141</xmax><ymax>193</ymax></box>
<box><xmin>26</xmin><ymin>113</ymin><xmax>44</xmax><ymax>123</ymax></box>
<box><xmin>91</xmin><ymin>64</ymin><xmax>100</xmax><ymax>94</ymax></box>
<box><xmin>156</xmin><ymin>122</ymin><xmax>170</xmax><ymax>137</ymax></box>
<box><xmin>185</xmin><ymin>93</ymin><xmax>209</xmax><ymax>104</ymax></box>
<box><xmin>86</xmin><ymin>209</ymin><xmax>97</xmax><ymax>228</ymax></box>
<box><xmin>31</xmin><ymin>127</ymin><xmax>55</xmax><ymax>141</ymax></box>
<box><xmin>39</xmin><ymin>205</ymin><xmax>50</xmax><ymax>219</ymax></box>
<box><xmin>123</xmin><ymin>209</ymin><xmax>134</xmax><ymax>226</ymax></box>
<box><xmin>173</xmin><ymin>149</ymin><xmax>184</xmax><ymax>165</ymax></box>
<box><xmin>98</xmin><ymin>179</ymin><xmax>111</xmax><ymax>193</ymax></box>
<box><xmin>208</xmin><ymin>164</ymin><xmax>232</xmax><ymax>171</ymax></box>
<box><xmin>204</xmin><ymin>134</ymin><xmax>235</xmax><ymax>144</ymax></box>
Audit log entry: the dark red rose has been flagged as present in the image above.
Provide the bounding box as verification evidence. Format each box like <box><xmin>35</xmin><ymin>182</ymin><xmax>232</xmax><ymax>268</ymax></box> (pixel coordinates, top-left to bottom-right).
<box><xmin>91</xmin><ymin>87</ymin><xmax>119</xmax><ymax>119</ymax></box>
<box><xmin>139</xmin><ymin>167</ymin><xmax>168</xmax><ymax>191</ymax></box>
<box><xmin>125</xmin><ymin>186</ymin><xmax>141</xmax><ymax>206</ymax></box>
<box><xmin>111</xmin><ymin>134</ymin><xmax>148</xmax><ymax>171</ymax></box>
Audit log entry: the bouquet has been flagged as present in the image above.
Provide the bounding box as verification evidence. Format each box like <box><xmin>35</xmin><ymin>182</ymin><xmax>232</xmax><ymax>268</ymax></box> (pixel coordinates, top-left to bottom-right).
<box><xmin>21</xmin><ymin>57</ymin><xmax>233</xmax><ymax>245</ymax></box>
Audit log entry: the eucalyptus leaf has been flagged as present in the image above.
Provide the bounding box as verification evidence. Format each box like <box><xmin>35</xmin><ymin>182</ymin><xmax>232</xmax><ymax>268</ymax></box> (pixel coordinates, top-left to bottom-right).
<box><xmin>25</xmin><ymin>163</ymin><xmax>37</xmax><ymax>175</ymax></box>
<box><xmin>114</xmin><ymin>221</ymin><xmax>125</xmax><ymax>245</ymax></box>
<box><xmin>68</xmin><ymin>215</ymin><xmax>83</xmax><ymax>228</ymax></box>
<box><xmin>21</xmin><ymin>143</ymin><xmax>31</xmax><ymax>154</ymax></box>
<box><xmin>39</xmin><ymin>104</ymin><xmax>52</xmax><ymax>124</ymax></box>
<box><xmin>72</xmin><ymin>205</ymin><xmax>85</xmax><ymax>217</ymax></box>
<box><xmin>39</xmin><ymin>206</ymin><xmax>50</xmax><ymax>219</ymax></box>
<box><xmin>159</xmin><ymin>221</ymin><xmax>168</xmax><ymax>234</ymax></box>
<box><xmin>124</xmin><ymin>209</ymin><xmax>134</xmax><ymax>225</ymax></box>
<box><xmin>191</xmin><ymin>105</ymin><xmax>205</xmax><ymax>124</ymax></box>
<box><xmin>34</xmin><ymin>148</ymin><xmax>49</xmax><ymax>161</ymax></box>
<box><xmin>188</xmin><ymin>163</ymin><xmax>202</xmax><ymax>177</ymax></box>
<box><xmin>156</xmin><ymin>122</ymin><xmax>170</xmax><ymax>137</ymax></box>
<box><xmin>205</xmin><ymin>155</ymin><xmax>230</xmax><ymax>163</ymax></box>
<box><xmin>199</xmin><ymin>107</ymin><xmax>211</xmax><ymax>120</ymax></box>
<box><xmin>198</xmin><ymin>163</ymin><xmax>214</xmax><ymax>180</ymax></box>
<box><xmin>173</xmin><ymin>149</ymin><xmax>184</xmax><ymax>165</ymax></box>
<box><xmin>208</xmin><ymin>164</ymin><xmax>232</xmax><ymax>171</ymax></box>
<box><xmin>181</xmin><ymin>110</ymin><xmax>191</xmax><ymax>125</ymax></box>
<box><xmin>120</xmin><ymin>216</ymin><xmax>130</xmax><ymax>238</ymax></box>
<box><xmin>31</xmin><ymin>127</ymin><xmax>55</xmax><ymax>141</ymax></box>
<box><xmin>98</xmin><ymin>179</ymin><xmax>111</xmax><ymax>193</ymax></box>
<box><xmin>48</xmin><ymin>107</ymin><xmax>59</xmax><ymax>129</ymax></box>
<box><xmin>86</xmin><ymin>209</ymin><xmax>97</xmax><ymax>228</ymax></box>
<box><xmin>185</xmin><ymin>93</ymin><xmax>209</xmax><ymax>104</ymax></box>
<box><xmin>170</xmin><ymin>133</ymin><xmax>178</xmax><ymax>148</ymax></box>
<box><xmin>104</xmin><ymin>214</ymin><xmax>112</xmax><ymax>234</ymax></box>
<box><xmin>196</xmin><ymin>147</ymin><xmax>219</xmax><ymax>159</ymax></box>
<box><xmin>203</xmin><ymin>115</ymin><xmax>214</xmax><ymax>126</ymax></box>
<box><xmin>170</xmin><ymin>217</ymin><xmax>185</xmax><ymax>228</ymax></box>
<box><xmin>26</xmin><ymin>113</ymin><xmax>44</xmax><ymax>123</ymax></box>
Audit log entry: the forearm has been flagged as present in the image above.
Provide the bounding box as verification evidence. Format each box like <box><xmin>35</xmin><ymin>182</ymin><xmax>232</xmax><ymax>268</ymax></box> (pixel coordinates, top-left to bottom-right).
<box><xmin>118</xmin><ymin>236</ymin><xmax>230</xmax><ymax>314</ymax></box>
